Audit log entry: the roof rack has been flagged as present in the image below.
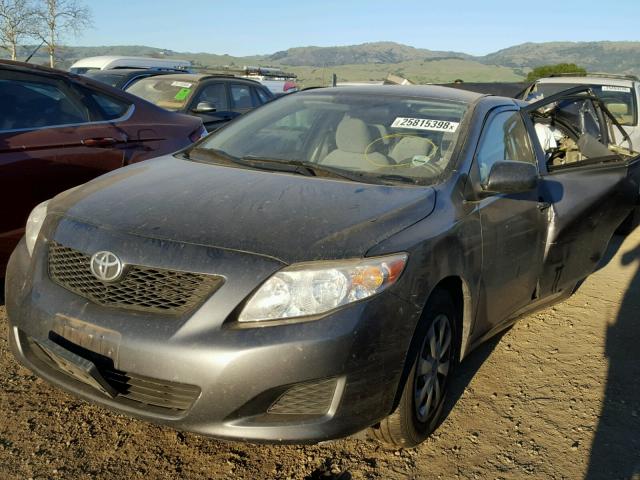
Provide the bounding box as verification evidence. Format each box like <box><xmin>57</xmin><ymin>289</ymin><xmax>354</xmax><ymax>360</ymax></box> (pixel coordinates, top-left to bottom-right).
<box><xmin>193</xmin><ymin>65</ymin><xmax>297</xmax><ymax>79</ymax></box>
<box><xmin>547</xmin><ymin>72</ymin><xmax>639</xmax><ymax>81</ymax></box>
<box><xmin>111</xmin><ymin>66</ymin><xmax>190</xmax><ymax>72</ymax></box>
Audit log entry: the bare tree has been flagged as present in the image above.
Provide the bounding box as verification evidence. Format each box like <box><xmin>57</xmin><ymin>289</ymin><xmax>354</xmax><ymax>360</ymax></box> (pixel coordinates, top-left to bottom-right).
<box><xmin>0</xmin><ymin>0</ymin><xmax>35</xmax><ymax>60</ymax></box>
<box><xmin>34</xmin><ymin>0</ymin><xmax>91</xmax><ymax>67</ymax></box>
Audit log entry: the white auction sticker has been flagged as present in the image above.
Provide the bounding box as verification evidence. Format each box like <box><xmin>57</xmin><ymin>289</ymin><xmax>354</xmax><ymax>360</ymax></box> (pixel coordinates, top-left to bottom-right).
<box><xmin>171</xmin><ymin>81</ymin><xmax>193</xmax><ymax>88</ymax></box>
<box><xmin>602</xmin><ymin>86</ymin><xmax>631</xmax><ymax>93</ymax></box>
<box><xmin>391</xmin><ymin>117</ymin><xmax>459</xmax><ymax>132</ymax></box>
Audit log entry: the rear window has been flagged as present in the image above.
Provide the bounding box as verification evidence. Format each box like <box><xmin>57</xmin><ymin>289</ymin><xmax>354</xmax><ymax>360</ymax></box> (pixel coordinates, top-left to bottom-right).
<box><xmin>83</xmin><ymin>71</ymin><xmax>124</xmax><ymax>88</ymax></box>
<box><xmin>126</xmin><ymin>77</ymin><xmax>196</xmax><ymax>111</ymax></box>
<box><xmin>533</xmin><ymin>82</ymin><xmax>637</xmax><ymax>126</ymax></box>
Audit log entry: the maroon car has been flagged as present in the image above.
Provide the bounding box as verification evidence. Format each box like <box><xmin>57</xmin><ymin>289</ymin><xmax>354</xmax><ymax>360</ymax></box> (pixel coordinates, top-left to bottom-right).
<box><xmin>0</xmin><ymin>60</ymin><xmax>206</xmax><ymax>278</ymax></box>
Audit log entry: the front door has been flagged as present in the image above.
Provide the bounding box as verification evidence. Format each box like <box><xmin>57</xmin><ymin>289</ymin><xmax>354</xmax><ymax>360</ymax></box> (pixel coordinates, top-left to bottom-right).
<box><xmin>473</xmin><ymin>108</ymin><xmax>546</xmax><ymax>330</ymax></box>
<box><xmin>189</xmin><ymin>82</ymin><xmax>236</xmax><ymax>131</ymax></box>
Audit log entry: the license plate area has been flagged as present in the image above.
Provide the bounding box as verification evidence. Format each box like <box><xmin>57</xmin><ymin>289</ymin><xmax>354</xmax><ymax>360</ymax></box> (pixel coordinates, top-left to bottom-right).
<box><xmin>34</xmin><ymin>338</ymin><xmax>118</xmax><ymax>398</ymax></box>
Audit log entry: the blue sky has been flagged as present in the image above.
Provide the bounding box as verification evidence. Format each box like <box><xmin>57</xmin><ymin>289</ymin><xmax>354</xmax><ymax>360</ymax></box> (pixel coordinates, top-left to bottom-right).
<box><xmin>72</xmin><ymin>0</ymin><xmax>640</xmax><ymax>56</ymax></box>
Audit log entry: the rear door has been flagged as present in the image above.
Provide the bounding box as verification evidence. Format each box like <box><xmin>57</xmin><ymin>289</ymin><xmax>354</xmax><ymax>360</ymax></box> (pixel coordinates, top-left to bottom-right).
<box><xmin>254</xmin><ymin>85</ymin><xmax>273</xmax><ymax>104</ymax></box>
<box><xmin>230</xmin><ymin>82</ymin><xmax>259</xmax><ymax>115</ymax></box>
<box><xmin>523</xmin><ymin>87</ymin><xmax>640</xmax><ymax>296</ymax></box>
<box><xmin>0</xmin><ymin>71</ymin><xmax>132</xmax><ymax>275</ymax></box>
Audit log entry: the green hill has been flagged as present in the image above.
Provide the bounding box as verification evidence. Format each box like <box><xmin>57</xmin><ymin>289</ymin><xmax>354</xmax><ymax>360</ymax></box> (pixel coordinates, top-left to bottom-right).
<box><xmin>481</xmin><ymin>41</ymin><xmax>640</xmax><ymax>75</ymax></box>
<box><xmin>9</xmin><ymin>42</ymin><xmax>521</xmax><ymax>87</ymax></box>
<box><xmin>288</xmin><ymin>58</ymin><xmax>523</xmax><ymax>87</ymax></box>
<box><xmin>8</xmin><ymin>40</ymin><xmax>640</xmax><ymax>88</ymax></box>
<box><xmin>266</xmin><ymin>41</ymin><xmax>471</xmax><ymax>66</ymax></box>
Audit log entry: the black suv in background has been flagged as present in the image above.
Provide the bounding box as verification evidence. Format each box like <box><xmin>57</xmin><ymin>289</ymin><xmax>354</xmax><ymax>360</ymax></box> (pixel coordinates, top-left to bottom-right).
<box><xmin>126</xmin><ymin>74</ymin><xmax>274</xmax><ymax>131</ymax></box>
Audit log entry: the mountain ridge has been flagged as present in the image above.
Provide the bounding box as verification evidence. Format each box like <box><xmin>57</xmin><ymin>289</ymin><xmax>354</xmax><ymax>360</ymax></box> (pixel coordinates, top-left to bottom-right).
<box><xmin>7</xmin><ymin>40</ymin><xmax>640</xmax><ymax>86</ymax></box>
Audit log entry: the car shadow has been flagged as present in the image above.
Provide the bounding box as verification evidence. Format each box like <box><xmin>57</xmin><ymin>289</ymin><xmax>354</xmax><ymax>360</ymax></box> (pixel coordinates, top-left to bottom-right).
<box><xmin>595</xmin><ymin>233</ymin><xmax>626</xmax><ymax>272</ymax></box>
<box><xmin>585</xmin><ymin>242</ymin><xmax>640</xmax><ymax>480</ymax></box>
<box><xmin>440</xmin><ymin>330</ymin><xmax>506</xmax><ymax>423</ymax></box>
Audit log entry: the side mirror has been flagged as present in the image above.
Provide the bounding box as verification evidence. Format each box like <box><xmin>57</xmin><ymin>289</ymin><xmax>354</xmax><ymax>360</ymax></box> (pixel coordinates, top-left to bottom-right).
<box><xmin>482</xmin><ymin>160</ymin><xmax>538</xmax><ymax>194</ymax></box>
<box><xmin>192</xmin><ymin>101</ymin><xmax>217</xmax><ymax>113</ymax></box>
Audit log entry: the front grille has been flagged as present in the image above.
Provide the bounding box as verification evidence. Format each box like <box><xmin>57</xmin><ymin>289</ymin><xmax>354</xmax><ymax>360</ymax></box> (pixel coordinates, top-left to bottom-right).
<box><xmin>101</xmin><ymin>368</ymin><xmax>201</xmax><ymax>411</ymax></box>
<box><xmin>28</xmin><ymin>334</ymin><xmax>200</xmax><ymax>413</ymax></box>
<box><xmin>268</xmin><ymin>378</ymin><xmax>337</xmax><ymax>415</ymax></box>
<box><xmin>48</xmin><ymin>242</ymin><xmax>223</xmax><ymax>315</ymax></box>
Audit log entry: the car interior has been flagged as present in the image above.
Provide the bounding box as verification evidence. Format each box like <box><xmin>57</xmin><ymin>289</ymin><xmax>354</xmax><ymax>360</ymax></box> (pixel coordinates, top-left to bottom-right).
<box><xmin>528</xmin><ymin>96</ymin><xmax>637</xmax><ymax>170</ymax></box>
<box><xmin>226</xmin><ymin>100</ymin><xmax>463</xmax><ymax>183</ymax></box>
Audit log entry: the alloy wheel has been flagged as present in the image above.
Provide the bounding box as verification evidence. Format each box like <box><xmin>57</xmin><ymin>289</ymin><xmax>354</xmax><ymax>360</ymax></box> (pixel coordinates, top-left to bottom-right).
<box><xmin>414</xmin><ymin>313</ymin><xmax>452</xmax><ymax>423</ymax></box>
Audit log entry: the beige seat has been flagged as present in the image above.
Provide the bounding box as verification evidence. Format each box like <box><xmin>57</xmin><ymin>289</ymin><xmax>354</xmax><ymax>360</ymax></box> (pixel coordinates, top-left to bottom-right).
<box><xmin>321</xmin><ymin>117</ymin><xmax>390</xmax><ymax>170</ymax></box>
<box><xmin>389</xmin><ymin>135</ymin><xmax>436</xmax><ymax>164</ymax></box>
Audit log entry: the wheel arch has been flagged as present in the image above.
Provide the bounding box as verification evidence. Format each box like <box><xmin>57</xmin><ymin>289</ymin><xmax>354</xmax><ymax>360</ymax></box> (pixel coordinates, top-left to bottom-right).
<box><xmin>388</xmin><ymin>275</ymin><xmax>473</xmax><ymax>413</ymax></box>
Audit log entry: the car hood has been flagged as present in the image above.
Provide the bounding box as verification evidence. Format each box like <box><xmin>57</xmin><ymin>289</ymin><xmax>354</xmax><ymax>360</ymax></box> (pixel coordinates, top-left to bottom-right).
<box><xmin>50</xmin><ymin>156</ymin><xmax>436</xmax><ymax>264</ymax></box>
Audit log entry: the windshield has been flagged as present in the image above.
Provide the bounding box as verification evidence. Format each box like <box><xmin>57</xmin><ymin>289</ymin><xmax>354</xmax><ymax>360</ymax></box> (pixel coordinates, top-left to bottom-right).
<box><xmin>196</xmin><ymin>92</ymin><xmax>469</xmax><ymax>185</ymax></box>
<box><xmin>70</xmin><ymin>67</ymin><xmax>98</xmax><ymax>74</ymax></box>
<box><xmin>126</xmin><ymin>77</ymin><xmax>196</xmax><ymax>111</ymax></box>
<box><xmin>533</xmin><ymin>83</ymin><xmax>637</xmax><ymax>127</ymax></box>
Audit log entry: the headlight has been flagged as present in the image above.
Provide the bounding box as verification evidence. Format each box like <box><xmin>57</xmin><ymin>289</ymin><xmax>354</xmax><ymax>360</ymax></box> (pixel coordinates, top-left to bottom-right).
<box><xmin>238</xmin><ymin>253</ymin><xmax>408</xmax><ymax>323</ymax></box>
<box><xmin>25</xmin><ymin>200</ymin><xmax>49</xmax><ymax>256</ymax></box>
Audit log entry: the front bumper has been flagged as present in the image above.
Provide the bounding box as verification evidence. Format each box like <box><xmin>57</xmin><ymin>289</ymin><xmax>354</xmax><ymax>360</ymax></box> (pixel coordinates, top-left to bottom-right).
<box><xmin>5</xmin><ymin>223</ymin><xmax>421</xmax><ymax>443</ymax></box>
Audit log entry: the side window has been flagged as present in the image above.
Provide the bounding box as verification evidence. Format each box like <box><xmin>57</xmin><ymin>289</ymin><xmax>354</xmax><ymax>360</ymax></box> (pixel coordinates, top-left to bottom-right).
<box><xmin>0</xmin><ymin>78</ymin><xmax>88</xmax><ymax>131</ymax></box>
<box><xmin>230</xmin><ymin>83</ymin><xmax>255</xmax><ymax>110</ymax></box>
<box><xmin>88</xmin><ymin>91</ymin><xmax>131</xmax><ymax>120</ymax></box>
<box><xmin>194</xmin><ymin>83</ymin><xmax>228</xmax><ymax>111</ymax></box>
<box><xmin>597</xmin><ymin>86</ymin><xmax>636</xmax><ymax>126</ymax></box>
<box><xmin>254</xmin><ymin>87</ymin><xmax>271</xmax><ymax>104</ymax></box>
<box><xmin>476</xmin><ymin>111</ymin><xmax>536</xmax><ymax>183</ymax></box>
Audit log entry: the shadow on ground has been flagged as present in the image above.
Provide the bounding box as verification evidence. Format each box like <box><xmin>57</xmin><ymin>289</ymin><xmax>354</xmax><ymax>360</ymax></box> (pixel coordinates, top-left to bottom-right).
<box><xmin>596</xmin><ymin>234</ymin><xmax>625</xmax><ymax>272</ymax></box>
<box><xmin>586</xmin><ymin>240</ymin><xmax>640</xmax><ymax>480</ymax></box>
<box><xmin>441</xmin><ymin>332</ymin><xmax>504</xmax><ymax>422</ymax></box>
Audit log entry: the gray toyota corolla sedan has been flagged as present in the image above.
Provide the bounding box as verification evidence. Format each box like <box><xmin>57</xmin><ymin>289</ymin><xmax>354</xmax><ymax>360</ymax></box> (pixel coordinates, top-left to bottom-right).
<box><xmin>6</xmin><ymin>85</ymin><xmax>640</xmax><ymax>448</ymax></box>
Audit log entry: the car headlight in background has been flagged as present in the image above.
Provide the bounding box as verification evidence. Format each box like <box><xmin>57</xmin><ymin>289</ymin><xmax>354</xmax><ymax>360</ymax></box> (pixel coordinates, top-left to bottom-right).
<box><xmin>25</xmin><ymin>200</ymin><xmax>50</xmax><ymax>256</ymax></box>
<box><xmin>238</xmin><ymin>253</ymin><xmax>408</xmax><ymax>323</ymax></box>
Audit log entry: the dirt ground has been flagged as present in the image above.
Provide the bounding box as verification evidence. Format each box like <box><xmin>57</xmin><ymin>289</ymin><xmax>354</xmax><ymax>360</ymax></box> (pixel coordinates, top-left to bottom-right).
<box><xmin>1</xmin><ymin>230</ymin><xmax>639</xmax><ymax>480</ymax></box>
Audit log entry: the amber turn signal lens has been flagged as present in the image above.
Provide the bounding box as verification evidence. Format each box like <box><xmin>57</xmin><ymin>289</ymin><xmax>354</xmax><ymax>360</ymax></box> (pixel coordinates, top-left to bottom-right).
<box><xmin>353</xmin><ymin>266</ymin><xmax>385</xmax><ymax>290</ymax></box>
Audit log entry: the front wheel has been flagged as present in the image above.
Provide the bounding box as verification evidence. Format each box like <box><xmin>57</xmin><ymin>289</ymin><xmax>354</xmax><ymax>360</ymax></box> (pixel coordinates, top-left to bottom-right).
<box><xmin>371</xmin><ymin>290</ymin><xmax>457</xmax><ymax>448</ymax></box>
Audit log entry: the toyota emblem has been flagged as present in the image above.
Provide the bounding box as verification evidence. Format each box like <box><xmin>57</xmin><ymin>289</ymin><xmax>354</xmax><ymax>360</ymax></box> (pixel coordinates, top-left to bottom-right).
<box><xmin>90</xmin><ymin>251</ymin><xmax>124</xmax><ymax>282</ymax></box>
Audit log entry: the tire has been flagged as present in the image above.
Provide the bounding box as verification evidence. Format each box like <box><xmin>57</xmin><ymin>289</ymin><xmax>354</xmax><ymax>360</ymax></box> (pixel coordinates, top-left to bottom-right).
<box><xmin>371</xmin><ymin>289</ymin><xmax>458</xmax><ymax>448</ymax></box>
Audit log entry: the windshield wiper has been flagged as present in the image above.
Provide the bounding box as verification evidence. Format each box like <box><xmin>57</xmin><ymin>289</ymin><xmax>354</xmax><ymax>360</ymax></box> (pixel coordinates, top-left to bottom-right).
<box><xmin>186</xmin><ymin>149</ymin><xmax>417</xmax><ymax>185</ymax></box>
<box><xmin>240</xmin><ymin>156</ymin><xmax>365</xmax><ymax>181</ymax></box>
<box><xmin>187</xmin><ymin>147</ymin><xmax>241</xmax><ymax>165</ymax></box>
<box><xmin>367</xmin><ymin>173</ymin><xmax>419</xmax><ymax>185</ymax></box>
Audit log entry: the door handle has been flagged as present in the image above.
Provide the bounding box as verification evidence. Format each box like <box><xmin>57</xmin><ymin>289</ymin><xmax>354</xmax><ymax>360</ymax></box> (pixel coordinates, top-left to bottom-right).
<box><xmin>82</xmin><ymin>137</ymin><xmax>119</xmax><ymax>147</ymax></box>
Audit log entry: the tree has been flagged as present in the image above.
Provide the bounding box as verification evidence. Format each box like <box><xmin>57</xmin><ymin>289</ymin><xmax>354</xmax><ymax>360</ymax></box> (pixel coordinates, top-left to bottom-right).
<box><xmin>526</xmin><ymin>63</ymin><xmax>587</xmax><ymax>82</ymax></box>
<box><xmin>0</xmin><ymin>0</ymin><xmax>35</xmax><ymax>60</ymax></box>
<box><xmin>34</xmin><ymin>0</ymin><xmax>91</xmax><ymax>67</ymax></box>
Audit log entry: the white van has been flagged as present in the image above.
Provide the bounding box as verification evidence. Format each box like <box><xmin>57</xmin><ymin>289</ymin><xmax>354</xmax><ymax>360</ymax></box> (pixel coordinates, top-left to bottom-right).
<box><xmin>69</xmin><ymin>56</ymin><xmax>191</xmax><ymax>74</ymax></box>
